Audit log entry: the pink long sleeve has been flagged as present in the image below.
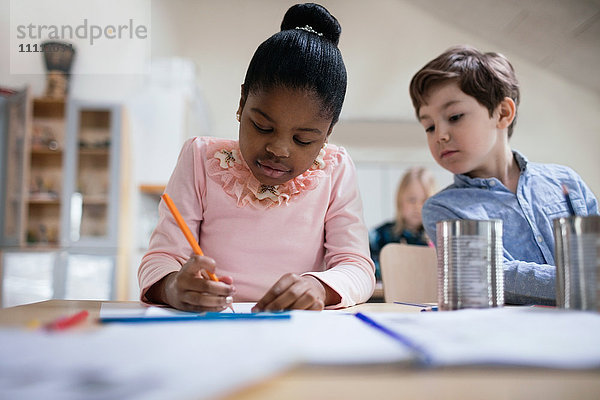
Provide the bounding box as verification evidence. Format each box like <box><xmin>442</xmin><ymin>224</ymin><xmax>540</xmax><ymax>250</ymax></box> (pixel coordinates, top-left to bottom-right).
<box><xmin>138</xmin><ymin>137</ymin><xmax>375</xmax><ymax>307</ymax></box>
<box><xmin>303</xmin><ymin>150</ymin><xmax>376</xmax><ymax>308</ymax></box>
<box><xmin>138</xmin><ymin>138</ymin><xmax>206</xmax><ymax>301</ymax></box>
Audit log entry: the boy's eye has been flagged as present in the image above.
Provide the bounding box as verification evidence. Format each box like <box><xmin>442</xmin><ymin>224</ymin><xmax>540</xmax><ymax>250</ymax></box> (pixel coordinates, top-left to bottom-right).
<box><xmin>294</xmin><ymin>137</ymin><xmax>312</xmax><ymax>146</ymax></box>
<box><xmin>449</xmin><ymin>114</ymin><xmax>463</xmax><ymax>122</ymax></box>
<box><xmin>252</xmin><ymin>121</ymin><xmax>272</xmax><ymax>133</ymax></box>
<box><xmin>425</xmin><ymin>125</ymin><xmax>434</xmax><ymax>133</ymax></box>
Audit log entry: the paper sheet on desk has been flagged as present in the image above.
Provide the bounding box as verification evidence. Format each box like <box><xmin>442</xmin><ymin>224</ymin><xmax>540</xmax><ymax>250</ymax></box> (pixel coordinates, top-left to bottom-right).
<box><xmin>291</xmin><ymin>311</ymin><xmax>414</xmax><ymax>365</ymax></box>
<box><xmin>361</xmin><ymin>308</ymin><xmax>600</xmax><ymax>369</ymax></box>
<box><xmin>100</xmin><ymin>302</ymin><xmax>414</xmax><ymax>366</ymax></box>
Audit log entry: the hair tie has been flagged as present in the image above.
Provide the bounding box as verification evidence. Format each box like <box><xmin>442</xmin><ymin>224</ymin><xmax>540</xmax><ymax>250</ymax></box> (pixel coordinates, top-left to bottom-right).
<box><xmin>295</xmin><ymin>25</ymin><xmax>323</xmax><ymax>37</ymax></box>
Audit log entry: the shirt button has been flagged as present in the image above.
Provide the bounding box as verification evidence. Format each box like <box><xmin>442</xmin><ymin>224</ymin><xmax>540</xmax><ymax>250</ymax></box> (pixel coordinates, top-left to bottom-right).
<box><xmin>489</xmin><ymin>181</ymin><xmax>496</xmax><ymax>186</ymax></box>
<box><xmin>537</xmin><ymin>235</ymin><xmax>543</xmax><ymax>243</ymax></box>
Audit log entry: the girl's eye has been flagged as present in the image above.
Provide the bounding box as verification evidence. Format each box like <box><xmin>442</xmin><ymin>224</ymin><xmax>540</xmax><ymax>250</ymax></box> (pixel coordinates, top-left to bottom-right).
<box><xmin>294</xmin><ymin>137</ymin><xmax>312</xmax><ymax>146</ymax></box>
<box><xmin>252</xmin><ymin>121</ymin><xmax>272</xmax><ymax>133</ymax></box>
<box><xmin>425</xmin><ymin>125</ymin><xmax>434</xmax><ymax>133</ymax></box>
<box><xmin>449</xmin><ymin>113</ymin><xmax>463</xmax><ymax>122</ymax></box>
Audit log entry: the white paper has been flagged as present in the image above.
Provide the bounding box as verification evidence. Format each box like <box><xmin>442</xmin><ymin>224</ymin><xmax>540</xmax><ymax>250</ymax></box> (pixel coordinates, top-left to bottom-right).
<box><xmin>364</xmin><ymin>307</ymin><xmax>600</xmax><ymax>369</ymax></box>
<box><xmin>290</xmin><ymin>312</ymin><xmax>414</xmax><ymax>365</ymax></box>
<box><xmin>99</xmin><ymin>302</ymin><xmax>413</xmax><ymax>365</ymax></box>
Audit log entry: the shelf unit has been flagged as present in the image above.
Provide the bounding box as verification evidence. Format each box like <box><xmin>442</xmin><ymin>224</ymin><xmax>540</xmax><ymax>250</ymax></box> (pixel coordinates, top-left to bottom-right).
<box><xmin>1</xmin><ymin>95</ymin><xmax>123</xmax><ymax>248</ymax></box>
<box><xmin>1</xmin><ymin>92</ymin><xmax>129</xmax><ymax>306</ymax></box>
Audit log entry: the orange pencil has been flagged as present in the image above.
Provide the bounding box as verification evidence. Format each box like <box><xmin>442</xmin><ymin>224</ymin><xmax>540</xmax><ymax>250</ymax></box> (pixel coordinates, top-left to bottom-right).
<box><xmin>162</xmin><ymin>193</ymin><xmax>218</xmax><ymax>281</ymax></box>
<box><xmin>162</xmin><ymin>193</ymin><xmax>234</xmax><ymax>312</ymax></box>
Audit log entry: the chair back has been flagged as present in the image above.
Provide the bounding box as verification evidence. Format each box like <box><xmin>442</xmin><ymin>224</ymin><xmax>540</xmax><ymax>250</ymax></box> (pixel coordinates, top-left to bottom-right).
<box><xmin>380</xmin><ymin>243</ymin><xmax>437</xmax><ymax>303</ymax></box>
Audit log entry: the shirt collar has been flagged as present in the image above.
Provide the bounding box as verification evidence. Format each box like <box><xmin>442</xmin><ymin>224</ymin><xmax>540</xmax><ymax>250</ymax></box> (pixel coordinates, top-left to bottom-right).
<box><xmin>512</xmin><ymin>149</ymin><xmax>528</xmax><ymax>172</ymax></box>
<box><xmin>453</xmin><ymin>149</ymin><xmax>528</xmax><ymax>189</ymax></box>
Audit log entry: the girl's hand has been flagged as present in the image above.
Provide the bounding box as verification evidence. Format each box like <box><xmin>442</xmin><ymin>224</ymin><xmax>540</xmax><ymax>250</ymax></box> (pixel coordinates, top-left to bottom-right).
<box><xmin>148</xmin><ymin>255</ymin><xmax>235</xmax><ymax>312</ymax></box>
<box><xmin>252</xmin><ymin>274</ymin><xmax>331</xmax><ymax>312</ymax></box>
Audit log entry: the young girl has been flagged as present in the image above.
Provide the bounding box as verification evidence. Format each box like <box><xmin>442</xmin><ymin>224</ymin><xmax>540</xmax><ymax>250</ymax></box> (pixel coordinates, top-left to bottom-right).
<box><xmin>369</xmin><ymin>167</ymin><xmax>436</xmax><ymax>279</ymax></box>
<box><xmin>139</xmin><ymin>3</ymin><xmax>375</xmax><ymax>312</ymax></box>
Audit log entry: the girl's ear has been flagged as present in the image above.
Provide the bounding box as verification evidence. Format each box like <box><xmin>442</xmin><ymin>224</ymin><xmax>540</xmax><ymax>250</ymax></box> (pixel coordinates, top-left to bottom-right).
<box><xmin>496</xmin><ymin>97</ymin><xmax>516</xmax><ymax>130</ymax></box>
<box><xmin>237</xmin><ymin>84</ymin><xmax>247</xmax><ymax>118</ymax></box>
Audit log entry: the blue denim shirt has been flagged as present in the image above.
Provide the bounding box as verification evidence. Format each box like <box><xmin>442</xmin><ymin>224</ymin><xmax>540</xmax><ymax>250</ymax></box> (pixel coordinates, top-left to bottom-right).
<box><xmin>423</xmin><ymin>151</ymin><xmax>599</xmax><ymax>305</ymax></box>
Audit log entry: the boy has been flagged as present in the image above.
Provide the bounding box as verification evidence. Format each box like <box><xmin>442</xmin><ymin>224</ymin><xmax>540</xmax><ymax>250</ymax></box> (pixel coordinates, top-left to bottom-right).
<box><xmin>409</xmin><ymin>45</ymin><xmax>598</xmax><ymax>305</ymax></box>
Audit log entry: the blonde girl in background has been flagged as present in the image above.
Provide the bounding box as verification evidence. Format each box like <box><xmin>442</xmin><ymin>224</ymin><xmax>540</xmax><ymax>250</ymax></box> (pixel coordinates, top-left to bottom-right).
<box><xmin>369</xmin><ymin>167</ymin><xmax>436</xmax><ymax>280</ymax></box>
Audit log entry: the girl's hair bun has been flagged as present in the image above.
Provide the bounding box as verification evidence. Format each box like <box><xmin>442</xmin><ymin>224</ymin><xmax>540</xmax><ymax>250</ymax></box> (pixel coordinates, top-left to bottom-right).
<box><xmin>280</xmin><ymin>3</ymin><xmax>341</xmax><ymax>46</ymax></box>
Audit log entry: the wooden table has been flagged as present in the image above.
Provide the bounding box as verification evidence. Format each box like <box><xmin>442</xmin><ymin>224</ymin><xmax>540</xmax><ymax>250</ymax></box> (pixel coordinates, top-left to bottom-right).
<box><xmin>1</xmin><ymin>300</ymin><xmax>599</xmax><ymax>400</ymax></box>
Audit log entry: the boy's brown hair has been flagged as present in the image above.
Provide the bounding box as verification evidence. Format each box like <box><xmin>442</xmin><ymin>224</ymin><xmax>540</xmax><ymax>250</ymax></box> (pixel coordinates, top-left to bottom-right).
<box><xmin>409</xmin><ymin>45</ymin><xmax>520</xmax><ymax>137</ymax></box>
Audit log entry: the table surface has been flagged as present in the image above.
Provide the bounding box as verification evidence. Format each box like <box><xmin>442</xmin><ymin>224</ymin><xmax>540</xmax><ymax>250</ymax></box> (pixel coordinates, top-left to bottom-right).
<box><xmin>1</xmin><ymin>300</ymin><xmax>599</xmax><ymax>400</ymax></box>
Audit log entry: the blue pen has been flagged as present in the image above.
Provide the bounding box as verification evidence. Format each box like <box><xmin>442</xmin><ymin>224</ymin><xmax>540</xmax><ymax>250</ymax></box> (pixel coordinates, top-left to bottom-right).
<box><xmin>355</xmin><ymin>312</ymin><xmax>432</xmax><ymax>366</ymax></box>
<box><xmin>420</xmin><ymin>306</ymin><xmax>438</xmax><ymax>312</ymax></box>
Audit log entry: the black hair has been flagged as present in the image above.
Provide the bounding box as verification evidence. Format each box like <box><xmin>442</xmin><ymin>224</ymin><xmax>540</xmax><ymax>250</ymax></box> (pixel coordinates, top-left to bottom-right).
<box><xmin>242</xmin><ymin>3</ymin><xmax>347</xmax><ymax>125</ymax></box>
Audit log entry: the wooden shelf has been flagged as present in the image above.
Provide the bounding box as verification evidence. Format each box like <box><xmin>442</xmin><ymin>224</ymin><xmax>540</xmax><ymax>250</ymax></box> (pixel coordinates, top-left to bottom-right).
<box><xmin>82</xmin><ymin>196</ymin><xmax>108</xmax><ymax>205</ymax></box>
<box><xmin>31</xmin><ymin>147</ymin><xmax>63</xmax><ymax>155</ymax></box>
<box><xmin>78</xmin><ymin>148</ymin><xmax>110</xmax><ymax>156</ymax></box>
<box><xmin>27</xmin><ymin>194</ymin><xmax>60</xmax><ymax>204</ymax></box>
<box><xmin>33</xmin><ymin>96</ymin><xmax>65</xmax><ymax>104</ymax></box>
<box><xmin>139</xmin><ymin>184</ymin><xmax>166</xmax><ymax>196</ymax></box>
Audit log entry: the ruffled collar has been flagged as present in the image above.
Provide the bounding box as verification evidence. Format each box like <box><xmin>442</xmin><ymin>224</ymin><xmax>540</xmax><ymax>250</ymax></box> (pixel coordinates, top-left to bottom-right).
<box><xmin>205</xmin><ymin>138</ymin><xmax>338</xmax><ymax>209</ymax></box>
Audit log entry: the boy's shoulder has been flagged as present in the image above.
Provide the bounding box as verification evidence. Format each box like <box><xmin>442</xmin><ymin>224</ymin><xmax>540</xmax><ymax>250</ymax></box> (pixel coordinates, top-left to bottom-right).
<box><xmin>425</xmin><ymin>181</ymin><xmax>471</xmax><ymax>207</ymax></box>
<box><xmin>523</xmin><ymin>159</ymin><xmax>579</xmax><ymax>179</ymax></box>
<box><xmin>512</xmin><ymin>149</ymin><xmax>580</xmax><ymax>180</ymax></box>
<box><xmin>425</xmin><ymin>163</ymin><xmax>582</xmax><ymax>208</ymax></box>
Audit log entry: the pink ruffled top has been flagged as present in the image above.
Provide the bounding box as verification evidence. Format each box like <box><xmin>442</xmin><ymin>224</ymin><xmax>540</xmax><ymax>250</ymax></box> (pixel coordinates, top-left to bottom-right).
<box><xmin>139</xmin><ymin>137</ymin><xmax>376</xmax><ymax>308</ymax></box>
<box><xmin>206</xmin><ymin>138</ymin><xmax>333</xmax><ymax>209</ymax></box>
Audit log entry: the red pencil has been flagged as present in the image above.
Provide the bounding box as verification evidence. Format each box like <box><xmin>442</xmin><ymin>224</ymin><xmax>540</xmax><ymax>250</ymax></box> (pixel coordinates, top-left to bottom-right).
<box><xmin>45</xmin><ymin>310</ymin><xmax>89</xmax><ymax>331</ymax></box>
